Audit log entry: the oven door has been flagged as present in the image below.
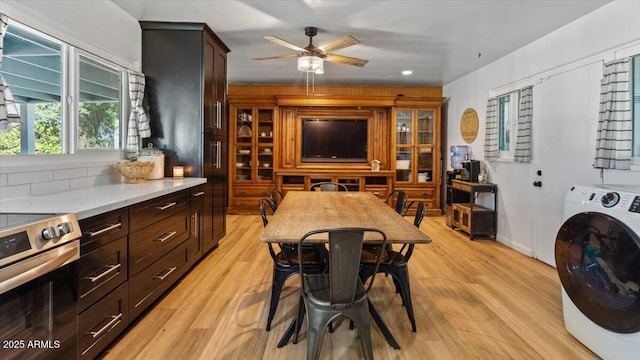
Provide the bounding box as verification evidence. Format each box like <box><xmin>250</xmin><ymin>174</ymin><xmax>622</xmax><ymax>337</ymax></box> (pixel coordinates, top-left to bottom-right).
<box><xmin>0</xmin><ymin>250</ymin><xmax>78</xmax><ymax>359</ymax></box>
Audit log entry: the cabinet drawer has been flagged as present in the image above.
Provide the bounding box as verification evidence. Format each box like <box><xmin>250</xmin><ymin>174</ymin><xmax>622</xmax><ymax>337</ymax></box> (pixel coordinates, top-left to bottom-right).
<box><xmin>78</xmin><ymin>283</ymin><xmax>128</xmax><ymax>360</ymax></box>
<box><xmin>402</xmin><ymin>188</ymin><xmax>436</xmax><ymax>199</ymax></box>
<box><xmin>233</xmin><ymin>186</ymin><xmax>273</xmax><ymax>197</ymax></box>
<box><xmin>231</xmin><ymin>197</ymin><xmax>262</xmax><ymax>211</ymax></box>
<box><xmin>129</xmin><ymin>207</ymin><xmax>190</xmax><ymax>276</ymax></box>
<box><xmin>79</xmin><ymin>208</ymin><xmax>129</xmax><ymax>255</ymax></box>
<box><xmin>129</xmin><ymin>240</ymin><xmax>190</xmax><ymax>321</ymax></box>
<box><xmin>452</xmin><ymin>181</ymin><xmax>472</xmax><ymax>192</ymax></box>
<box><xmin>364</xmin><ymin>187</ymin><xmax>388</xmax><ymax>199</ymax></box>
<box><xmin>78</xmin><ymin>235</ymin><xmax>128</xmax><ymax>312</ymax></box>
<box><xmin>130</xmin><ymin>190</ymin><xmax>189</xmax><ymax>232</ymax></box>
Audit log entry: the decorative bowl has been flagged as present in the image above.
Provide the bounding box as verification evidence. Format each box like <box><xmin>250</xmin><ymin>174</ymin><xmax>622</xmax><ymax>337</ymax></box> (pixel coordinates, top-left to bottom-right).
<box><xmin>116</xmin><ymin>161</ymin><xmax>155</xmax><ymax>183</ymax></box>
<box><xmin>236</xmin><ymin>162</ymin><xmax>244</xmax><ymax>167</ymax></box>
<box><xmin>238</xmin><ymin>149</ymin><xmax>250</xmax><ymax>154</ymax></box>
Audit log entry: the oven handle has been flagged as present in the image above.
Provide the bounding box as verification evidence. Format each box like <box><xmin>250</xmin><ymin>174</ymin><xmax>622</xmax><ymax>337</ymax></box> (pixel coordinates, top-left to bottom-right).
<box><xmin>0</xmin><ymin>241</ymin><xmax>79</xmax><ymax>295</ymax></box>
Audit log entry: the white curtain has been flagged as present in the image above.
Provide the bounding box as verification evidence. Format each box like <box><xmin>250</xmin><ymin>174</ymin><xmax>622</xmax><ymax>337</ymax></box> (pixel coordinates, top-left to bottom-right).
<box><xmin>484</xmin><ymin>97</ymin><xmax>498</xmax><ymax>161</ymax></box>
<box><xmin>126</xmin><ymin>71</ymin><xmax>151</xmax><ymax>154</ymax></box>
<box><xmin>0</xmin><ymin>13</ymin><xmax>22</xmax><ymax>132</ymax></box>
<box><xmin>514</xmin><ymin>86</ymin><xmax>533</xmax><ymax>163</ymax></box>
<box><xmin>593</xmin><ymin>58</ymin><xmax>632</xmax><ymax>170</ymax></box>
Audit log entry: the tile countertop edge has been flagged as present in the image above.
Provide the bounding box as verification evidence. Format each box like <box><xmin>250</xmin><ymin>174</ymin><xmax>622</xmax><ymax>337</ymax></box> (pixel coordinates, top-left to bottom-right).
<box><xmin>0</xmin><ymin>178</ymin><xmax>207</xmax><ymax>220</ymax></box>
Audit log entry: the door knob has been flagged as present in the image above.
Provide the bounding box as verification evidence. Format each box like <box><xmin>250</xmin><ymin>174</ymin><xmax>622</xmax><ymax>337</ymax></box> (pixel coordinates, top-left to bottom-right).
<box><xmin>533</xmin><ymin>181</ymin><xmax>542</xmax><ymax>187</ymax></box>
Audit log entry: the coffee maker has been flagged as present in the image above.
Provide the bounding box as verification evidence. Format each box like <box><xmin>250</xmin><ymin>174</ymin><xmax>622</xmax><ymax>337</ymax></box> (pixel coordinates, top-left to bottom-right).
<box><xmin>462</xmin><ymin>160</ymin><xmax>480</xmax><ymax>182</ymax></box>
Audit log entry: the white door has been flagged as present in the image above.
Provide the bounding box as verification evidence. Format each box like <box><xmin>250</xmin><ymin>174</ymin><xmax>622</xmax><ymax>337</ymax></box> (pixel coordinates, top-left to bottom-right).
<box><xmin>532</xmin><ymin>62</ymin><xmax>603</xmax><ymax>266</ymax></box>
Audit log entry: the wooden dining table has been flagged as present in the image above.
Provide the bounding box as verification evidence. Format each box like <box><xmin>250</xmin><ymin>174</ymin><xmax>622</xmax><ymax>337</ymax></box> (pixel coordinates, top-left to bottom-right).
<box><xmin>259</xmin><ymin>191</ymin><xmax>432</xmax><ymax>349</ymax></box>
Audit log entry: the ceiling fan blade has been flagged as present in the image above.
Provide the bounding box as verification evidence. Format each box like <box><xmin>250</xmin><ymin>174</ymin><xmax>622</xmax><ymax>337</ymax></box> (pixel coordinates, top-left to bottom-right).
<box><xmin>318</xmin><ymin>35</ymin><xmax>360</xmax><ymax>53</ymax></box>
<box><xmin>325</xmin><ymin>53</ymin><xmax>369</xmax><ymax>67</ymax></box>
<box><xmin>264</xmin><ymin>36</ymin><xmax>307</xmax><ymax>52</ymax></box>
<box><xmin>253</xmin><ymin>53</ymin><xmax>299</xmax><ymax>61</ymax></box>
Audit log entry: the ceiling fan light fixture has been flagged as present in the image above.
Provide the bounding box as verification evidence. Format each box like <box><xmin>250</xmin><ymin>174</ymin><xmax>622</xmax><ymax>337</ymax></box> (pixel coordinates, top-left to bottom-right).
<box><xmin>298</xmin><ymin>55</ymin><xmax>324</xmax><ymax>73</ymax></box>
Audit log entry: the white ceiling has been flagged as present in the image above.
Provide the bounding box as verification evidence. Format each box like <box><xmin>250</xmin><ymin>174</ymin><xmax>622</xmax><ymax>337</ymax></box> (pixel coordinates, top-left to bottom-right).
<box><xmin>112</xmin><ymin>0</ymin><xmax>611</xmax><ymax>86</ymax></box>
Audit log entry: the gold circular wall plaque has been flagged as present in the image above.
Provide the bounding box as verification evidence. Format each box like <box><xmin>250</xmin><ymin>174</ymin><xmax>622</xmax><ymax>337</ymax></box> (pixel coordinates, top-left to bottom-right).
<box><xmin>460</xmin><ymin>108</ymin><xmax>479</xmax><ymax>143</ymax></box>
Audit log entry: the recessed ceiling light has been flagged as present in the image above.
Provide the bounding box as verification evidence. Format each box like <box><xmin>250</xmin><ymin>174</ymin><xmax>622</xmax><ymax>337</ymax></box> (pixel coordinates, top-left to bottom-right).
<box><xmin>402</xmin><ymin>70</ymin><xmax>413</xmax><ymax>75</ymax></box>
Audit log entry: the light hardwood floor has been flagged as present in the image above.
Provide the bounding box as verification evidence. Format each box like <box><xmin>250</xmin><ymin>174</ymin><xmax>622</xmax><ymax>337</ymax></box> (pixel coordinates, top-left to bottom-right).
<box><xmin>101</xmin><ymin>215</ymin><xmax>597</xmax><ymax>359</ymax></box>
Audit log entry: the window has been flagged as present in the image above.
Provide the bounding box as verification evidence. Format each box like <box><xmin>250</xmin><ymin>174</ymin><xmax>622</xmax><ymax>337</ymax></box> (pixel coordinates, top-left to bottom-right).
<box><xmin>633</xmin><ymin>55</ymin><xmax>640</xmax><ymax>158</ymax></box>
<box><xmin>497</xmin><ymin>91</ymin><xmax>519</xmax><ymax>160</ymax></box>
<box><xmin>0</xmin><ymin>19</ymin><xmax>125</xmax><ymax>155</ymax></box>
<box><xmin>78</xmin><ymin>54</ymin><xmax>122</xmax><ymax>150</ymax></box>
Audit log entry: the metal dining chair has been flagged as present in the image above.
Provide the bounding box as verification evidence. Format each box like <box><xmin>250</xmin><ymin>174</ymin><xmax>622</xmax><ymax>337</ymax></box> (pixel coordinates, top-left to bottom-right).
<box><xmin>269</xmin><ymin>189</ymin><xmax>285</xmax><ymax>210</ymax></box>
<box><xmin>309</xmin><ymin>182</ymin><xmax>349</xmax><ymax>192</ymax></box>
<box><xmin>292</xmin><ymin>227</ymin><xmax>387</xmax><ymax>360</ymax></box>
<box><xmin>259</xmin><ymin>198</ymin><xmax>327</xmax><ymax>331</ymax></box>
<box><xmin>359</xmin><ymin>201</ymin><xmax>427</xmax><ymax>332</ymax></box>
<box><xmin>384</xmin><ymin>190</ymin><xmax>408</xmax><ymax>215</ymax></box>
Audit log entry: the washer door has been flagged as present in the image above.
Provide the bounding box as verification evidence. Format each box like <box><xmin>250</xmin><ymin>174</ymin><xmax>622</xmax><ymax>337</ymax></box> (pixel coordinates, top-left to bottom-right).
<box><xmin>555</xmin><ymin>212</ymin><xmax>640</xmax><ymax>333</ymax></box>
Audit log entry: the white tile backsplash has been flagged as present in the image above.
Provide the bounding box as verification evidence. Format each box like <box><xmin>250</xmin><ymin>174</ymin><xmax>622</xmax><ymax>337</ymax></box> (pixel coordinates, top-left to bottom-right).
<box><xmin>8</xmin><ymin>171</ymin><xmax>54</xmax><ymax>186</ymax></box>
<box><xmin>0</xmin><ymin>161</ymin><xmax>121</xmax><ymax>199</ymax></box>
<box><xmin>54</xmin><ymin>167</ymin><xmax>88</xmax><ymax>180</ymax></box>
<box><xmin>0</xmin><ymin>184</ymin><xmax>31</xmax><ymax>201</ymax></box>
<box><xmin>31</xmin><ymin>180</ymin><xmax>71</xmax><ymax>196</ymax></box>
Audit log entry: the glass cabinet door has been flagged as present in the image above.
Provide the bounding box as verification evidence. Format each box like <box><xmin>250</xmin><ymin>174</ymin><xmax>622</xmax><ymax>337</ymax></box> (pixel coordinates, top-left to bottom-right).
<box><xmin>256</xmin><ymin>108</ymin><xmax>274</xmax><ymax>182</ymax></box>
<box><xmin>417</xmin><ymin>110</ymin><xmax>434</xmax><ymax>183</ymax></box>
<box><xmin>235</xmin><ymin>107</ymin><xmax>252</xmax><ymax>182</ymax></box>
<box><xmin>395</xmin><ymin>109</ymin><xmax>436</xmax><ymax>184</ymax></box>
<box><xmin>395</xmin><ymin>110</ymin><xmax>413</xmax><ymax>183</ymax></box>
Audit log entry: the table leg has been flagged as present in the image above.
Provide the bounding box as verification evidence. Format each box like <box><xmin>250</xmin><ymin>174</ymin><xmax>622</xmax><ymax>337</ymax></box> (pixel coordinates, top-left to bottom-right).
<box><xmin>368</xmin><ymin>298</ymin><xmax>401</xmax><ymax>349</ymax></box>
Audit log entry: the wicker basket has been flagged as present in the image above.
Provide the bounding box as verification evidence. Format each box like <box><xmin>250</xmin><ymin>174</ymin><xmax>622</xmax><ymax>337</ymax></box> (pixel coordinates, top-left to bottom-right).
<box><xmin>116</xmin><ymin>161</ymin><xmax>155</xmax><ymax>183</ymax></box>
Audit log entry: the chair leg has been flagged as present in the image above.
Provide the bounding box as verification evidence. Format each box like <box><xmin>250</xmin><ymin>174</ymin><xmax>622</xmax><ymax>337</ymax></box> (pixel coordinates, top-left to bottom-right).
<box><xmin>394</xmin><ymin>268</ymin><xmax>416</xmax><ymax>332</ymax></box>
<box><xmin>306</xmin><ymin>311</ymin><xmax>332</xmax><ymax>360</ymax></box>
<box><xmin>267</xmin><ymin>268</ymin><xmax>291</xmax><ymax>331</ymax></box>
<box><xmin>293</xmin><ymin>296</ymin><xmax>306</xmax><ymax>344</ymax></box>
<box><xmin>350</xmin><ymin>309</ymin><xmax>374</xmax><ymax>360</ymax></box>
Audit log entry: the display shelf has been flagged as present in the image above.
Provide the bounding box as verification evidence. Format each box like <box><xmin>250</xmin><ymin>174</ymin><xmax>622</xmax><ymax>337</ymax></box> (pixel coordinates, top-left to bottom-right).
<box><xmin>449</xmin><ymin>180</ymin><xmax>497</xmax><ymax>240</ymax></box>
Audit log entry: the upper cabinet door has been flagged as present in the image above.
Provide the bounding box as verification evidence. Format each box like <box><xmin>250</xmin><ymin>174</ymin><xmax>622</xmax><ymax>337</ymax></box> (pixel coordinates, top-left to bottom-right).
<box><xmin>394</xmin><ymin>108</ymin><xmax>436</xmax><ymax>185</ymax></box>
<box><xmin>204</xmin><ymin>33</ymin><xmax>228</xmax><ymax>135</ymax></box>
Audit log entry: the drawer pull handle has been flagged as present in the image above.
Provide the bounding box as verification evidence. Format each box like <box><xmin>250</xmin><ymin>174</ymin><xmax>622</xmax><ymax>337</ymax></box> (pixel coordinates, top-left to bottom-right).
<box><xmin>85</xmin><ymin>264</ymin><xmax>121</xmax><ymax>283</ymax></box>
<box><xmin>87</xmin><ymin>223</ymin><xmax>122</xmax><ymax>238</ymax></box>
<box><xmin>87</xmin><ymin>313</ymin><xmax>123</xmax><ymax>339</ymax></box>
<box><xmin>155</xmin><ymin>202</ymin><xmax>177</xmax><ymax>211</ymax></box>
<box><xmin>193</xmin><ymin>191</ymin><xmax>205</xmax><ymax>197</ymax></box>
<box><xmin>155</xmin><ymin>231</ymin><xmax>177</xmax><ymax>243</ymax></box>
<box><xmin>155</xmin><ymin>266</ymin><xmax>177</xmax><ymax>281</ymax></box>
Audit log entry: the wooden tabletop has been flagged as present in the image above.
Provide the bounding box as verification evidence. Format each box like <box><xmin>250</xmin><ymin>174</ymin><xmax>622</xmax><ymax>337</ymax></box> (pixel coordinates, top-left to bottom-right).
<box><xmin>260</xmin><ymin>191</ymin><xmax>432</xmax><ymax>244</ymax></box>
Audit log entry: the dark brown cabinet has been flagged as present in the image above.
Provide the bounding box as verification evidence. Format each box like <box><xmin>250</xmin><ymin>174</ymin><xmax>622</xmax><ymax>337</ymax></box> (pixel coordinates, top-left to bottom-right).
<box><xmin>78</xmin><ymin>208</ymin><xmax>130</xmax><ymax>359</ymax></box>
<box><xmin>141</xmin><ymin>21</ymin><xmax>229</xmax><ymax>250</ymax></box>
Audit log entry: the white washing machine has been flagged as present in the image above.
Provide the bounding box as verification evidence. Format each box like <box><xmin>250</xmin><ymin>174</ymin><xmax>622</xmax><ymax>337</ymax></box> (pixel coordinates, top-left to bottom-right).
<box><xmin>556</xmin><ymin>185</ymin><xmax>640</xmax><ymax>359</ymax></box>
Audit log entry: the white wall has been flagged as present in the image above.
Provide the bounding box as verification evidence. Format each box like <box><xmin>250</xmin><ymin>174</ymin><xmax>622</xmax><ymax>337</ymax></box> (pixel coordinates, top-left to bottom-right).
<box><xmin>0</xmin><ymin>0</ymin><xmax>141</xmax><ymax>197</ymax></box>
<box><xmin>443</xmin><ymin>0</ymin><xmax>640</xmax><ymax>259</ymax></box>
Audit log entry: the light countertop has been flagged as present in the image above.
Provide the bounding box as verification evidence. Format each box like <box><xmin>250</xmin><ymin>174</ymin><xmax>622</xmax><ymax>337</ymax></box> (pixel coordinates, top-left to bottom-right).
<box><xmin>0</xmin><ymin>178</ymin><xmax>207</xmax><ymax>220</ymax></box>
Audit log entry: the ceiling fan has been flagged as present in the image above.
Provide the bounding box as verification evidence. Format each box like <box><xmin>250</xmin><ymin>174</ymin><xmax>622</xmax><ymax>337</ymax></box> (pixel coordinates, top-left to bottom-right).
<box><xmin>253</xmin><ymin>27</ymin><xmax>369</xmax><ymax>71</ymax></box>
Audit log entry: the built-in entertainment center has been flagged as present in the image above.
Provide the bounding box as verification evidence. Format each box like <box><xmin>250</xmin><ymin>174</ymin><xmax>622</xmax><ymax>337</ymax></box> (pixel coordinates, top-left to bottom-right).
<box><xmin>227</xmin><ymin>84</ymin><xmax>443</xmax><ymax>216</ymax></box>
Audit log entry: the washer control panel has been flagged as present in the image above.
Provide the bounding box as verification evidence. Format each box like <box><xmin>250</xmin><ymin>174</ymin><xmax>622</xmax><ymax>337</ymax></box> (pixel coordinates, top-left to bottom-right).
<box><xmin>601</xmin><ymin>192</ymin><xmax>620</xmax><ymax>208</ymax></box>
<box><xmin>630</xmin><ymin>196</ymin><xmax>640</xmax><ymax>213</ymax></box>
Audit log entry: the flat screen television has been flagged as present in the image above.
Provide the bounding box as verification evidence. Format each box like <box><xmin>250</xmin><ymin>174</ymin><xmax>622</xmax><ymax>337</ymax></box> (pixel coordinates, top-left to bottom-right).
<box><xmin>302</xmin><ymin>118</ymin><xmax>368</xmax><ymax>163</ymax></box>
